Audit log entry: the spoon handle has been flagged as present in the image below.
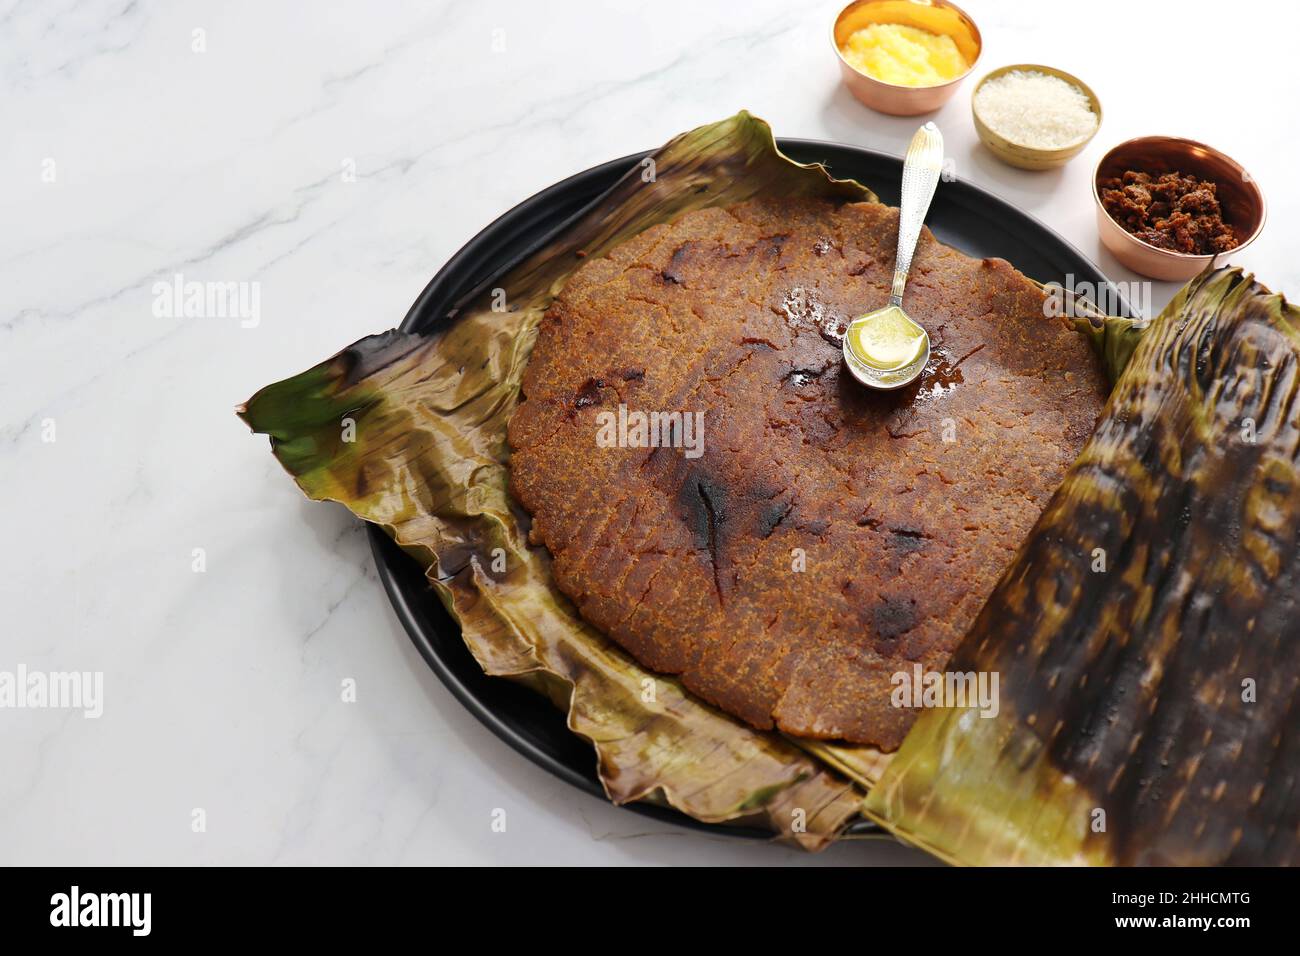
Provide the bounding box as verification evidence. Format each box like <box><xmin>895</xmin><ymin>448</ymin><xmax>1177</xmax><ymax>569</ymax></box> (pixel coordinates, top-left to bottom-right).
<box><xmin>890</xmin><ymin>122</ymin><xmax>945</xmax><ymax>308</ymax></box>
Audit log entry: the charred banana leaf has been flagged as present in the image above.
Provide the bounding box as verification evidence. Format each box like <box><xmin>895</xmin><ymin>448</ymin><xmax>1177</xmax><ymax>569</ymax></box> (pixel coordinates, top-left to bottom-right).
<box><xmin>239</xmin><ymin>113</ymin><xmax>880</xmax><ymax>846</ymax></box>
<box><xmin>865</xmin><ymin>267</ymin><xmax>1300</xmax><ymax>865</ymax></box>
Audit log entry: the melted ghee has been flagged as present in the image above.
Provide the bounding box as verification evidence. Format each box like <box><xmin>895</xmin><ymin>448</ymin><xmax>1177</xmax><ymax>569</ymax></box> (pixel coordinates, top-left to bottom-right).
<box><xmin>846</xmin><ymin>305</ymin><xmax>927</xmax><ymax>370</ymax></box>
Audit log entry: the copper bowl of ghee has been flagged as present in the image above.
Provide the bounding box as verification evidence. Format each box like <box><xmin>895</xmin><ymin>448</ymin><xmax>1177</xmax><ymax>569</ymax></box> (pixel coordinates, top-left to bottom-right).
<box><xmin>832</xmin><ymin>0</ymin><xmax>982</xmax><ymax>116</ymax></box>
<box><xmin>1093</xmin><ymin>136</ymin><xmax>1266</xmax><ymax>281</ymax></box>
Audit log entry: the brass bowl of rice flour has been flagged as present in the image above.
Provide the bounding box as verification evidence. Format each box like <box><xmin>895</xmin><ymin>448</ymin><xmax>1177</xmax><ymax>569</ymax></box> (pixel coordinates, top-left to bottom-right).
<box><xmin>972</xmin><ymin>64</ymin><xmax>1102</xmax><ymax>169</ymax></box>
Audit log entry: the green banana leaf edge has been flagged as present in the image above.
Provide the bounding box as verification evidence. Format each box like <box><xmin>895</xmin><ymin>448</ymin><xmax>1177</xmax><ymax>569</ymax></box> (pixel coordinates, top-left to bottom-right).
<box><xmin>240</xmin><ymin>112</ymin><xmax>891</xmax><ymax>848</ymax></box>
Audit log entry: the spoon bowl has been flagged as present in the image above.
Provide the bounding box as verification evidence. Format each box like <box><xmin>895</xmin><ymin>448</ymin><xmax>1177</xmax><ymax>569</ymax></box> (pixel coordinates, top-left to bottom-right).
<box><xmin>843</xmin><ymin>304</ymin><xmax>931</xmax><ymax>389</ymax></box>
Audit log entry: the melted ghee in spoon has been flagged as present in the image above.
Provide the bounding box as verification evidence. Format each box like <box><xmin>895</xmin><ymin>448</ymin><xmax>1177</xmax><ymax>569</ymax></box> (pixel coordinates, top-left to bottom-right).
<box><xmin>845</xmin><ymin>305</ymin><xmax>928</xmax><ymax>370</ymax></box>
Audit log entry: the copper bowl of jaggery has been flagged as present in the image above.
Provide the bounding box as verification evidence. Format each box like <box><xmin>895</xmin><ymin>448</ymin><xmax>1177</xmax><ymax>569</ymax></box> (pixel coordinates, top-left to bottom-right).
<box><xmin>832</xmin><ymin>0</ymin><xmax>982</xmax><ymax>116</ymax></box>
<box><xmin>1093</xmin><ymin>136</ymin><xmax>1266</xmax><ymax>281</ymax></box>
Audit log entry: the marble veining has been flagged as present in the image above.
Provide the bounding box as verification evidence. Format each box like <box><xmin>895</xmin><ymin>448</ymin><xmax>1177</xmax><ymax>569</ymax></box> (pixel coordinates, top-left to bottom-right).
<box><xmin>1</xmin><ymin>0</ymin><xmax>1294</xmax><ymax>865</ymax></box>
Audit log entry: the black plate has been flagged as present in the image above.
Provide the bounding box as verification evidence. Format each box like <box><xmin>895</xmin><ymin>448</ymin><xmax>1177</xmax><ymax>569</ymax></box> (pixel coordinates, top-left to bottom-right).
<box><xmin>370</xmin><ymin>138</ymin><xmax>1126</xmax><ymax>840</ymax></box>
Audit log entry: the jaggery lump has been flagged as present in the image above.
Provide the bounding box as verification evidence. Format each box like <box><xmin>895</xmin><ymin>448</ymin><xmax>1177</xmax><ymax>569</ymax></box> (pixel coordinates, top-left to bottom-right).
<box><xmin>1100</xmin><ymin>169</ymin><xmax>1239</xmax><ymax>255</ymax></box>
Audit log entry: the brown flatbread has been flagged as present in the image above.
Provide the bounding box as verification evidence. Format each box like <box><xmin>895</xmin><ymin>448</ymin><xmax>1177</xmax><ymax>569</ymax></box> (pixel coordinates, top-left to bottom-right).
<box><xmin>508</xmin><ymin>197</ymin><xmax>1107</xmax><ymax>749</ymax></box>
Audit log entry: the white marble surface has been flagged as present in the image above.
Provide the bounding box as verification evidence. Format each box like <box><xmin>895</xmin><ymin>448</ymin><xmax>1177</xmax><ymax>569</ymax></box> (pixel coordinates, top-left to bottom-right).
<box><xmin>2</xmin><ymin>0</ymin><xmax>1296</xmax><ymax>866</ymax></box>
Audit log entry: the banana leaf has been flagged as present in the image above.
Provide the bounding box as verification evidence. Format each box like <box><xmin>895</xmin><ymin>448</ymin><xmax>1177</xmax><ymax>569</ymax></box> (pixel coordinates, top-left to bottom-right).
<box><xmin>239</xmin><ymin>110</ymin><xmax>1147</xmax><ymax>850</ymax></box>
<box><xmin>864</xmin><ymin>267</ymin><xmax>1300</xmax><ymax>865</ymax></box>
<box><xmin>240</xmin><ymin>113</ymin><xmax>888</xmax><ymax>847</ymax></box>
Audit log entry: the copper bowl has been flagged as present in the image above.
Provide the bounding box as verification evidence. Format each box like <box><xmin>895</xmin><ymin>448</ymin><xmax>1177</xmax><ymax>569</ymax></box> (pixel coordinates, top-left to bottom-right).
<box><xmin>833</xmin><ymin>0</ymin><xmax>982</xmax><ymax>116</ymax></box>
<box><xmin>1093</xmin><ymin>136</ymin><xmax>1266</xmax><ymax>281</ymax></box>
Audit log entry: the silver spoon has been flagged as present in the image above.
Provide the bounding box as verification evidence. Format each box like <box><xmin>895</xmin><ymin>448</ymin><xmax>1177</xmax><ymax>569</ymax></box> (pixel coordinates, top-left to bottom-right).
<box><xmin>843</xmin><ymin>122</ymin><xmax>944</xmax><ymax>390</ymax></box>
